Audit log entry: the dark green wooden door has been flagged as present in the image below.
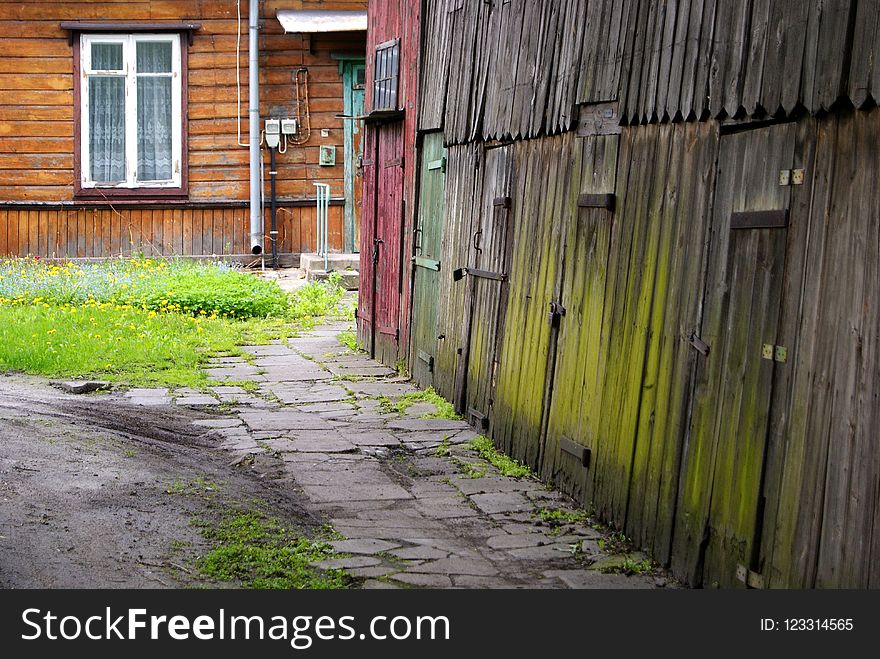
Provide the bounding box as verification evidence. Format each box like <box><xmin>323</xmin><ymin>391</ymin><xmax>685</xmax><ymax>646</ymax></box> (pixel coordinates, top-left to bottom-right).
<box><xmin>678</xmin><ymin>123</ymin><xmax>804</xmax><ymax>588</ymax></box>
<box><xmin>410</xmin><ymin>132</ymin><xmax>447</xmax><ymax>388</ymax></box>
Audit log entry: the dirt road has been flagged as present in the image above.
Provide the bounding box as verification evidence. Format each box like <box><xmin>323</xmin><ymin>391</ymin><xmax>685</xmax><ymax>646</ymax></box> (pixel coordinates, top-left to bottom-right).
<box><xmin>0</xmin><ymin>375</ymin><xmax>314</xmax><ymax>588</ymax></box>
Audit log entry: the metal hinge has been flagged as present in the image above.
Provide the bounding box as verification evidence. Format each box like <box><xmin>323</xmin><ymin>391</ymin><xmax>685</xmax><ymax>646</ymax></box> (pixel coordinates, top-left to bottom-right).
<box><xmin>736</xmin><ymin>564</ymin><xmax>766</xmax><ymax>589</ymax></box>
<box><xmin>762</xmin><ymin>344</ymin><xmax>787</xmax><ymax>363</ymax></box>
<box><xmin>779</xmin><ymin>169</ymin><xmax>805</xmax><ymax>186</ymax></box>
<box><xmin>427</xmin><ymin>157</ymin><xmax>446</xmax><ymax>172</ymax></box>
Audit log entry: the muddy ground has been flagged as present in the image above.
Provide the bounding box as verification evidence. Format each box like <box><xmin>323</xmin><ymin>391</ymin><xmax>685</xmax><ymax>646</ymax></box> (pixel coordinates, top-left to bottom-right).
<box><xmin>0</xmin><ymin>374</ymin><xmax>313</xmax><ymax>589</ymax></box>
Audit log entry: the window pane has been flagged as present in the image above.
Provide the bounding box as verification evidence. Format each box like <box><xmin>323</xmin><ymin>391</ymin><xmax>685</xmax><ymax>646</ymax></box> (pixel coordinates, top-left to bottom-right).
<box><xmin>89</xmin><ymin>76</ymin><xmax>126</xmax><ymax>183</ymax></box>
<box><xmin>91</xmin><ymin>43</ymin><xmax>123</xmax><ymax>71</ymax></box>
<box><xmin>137</xmin><ymin>77</ymin><xmax>173</xmax><ymax>181</ymax></box>
<box><xmin>137</xmin><ymin>41</ymin><xmax>173</xmax><ymax>73</ymax></box>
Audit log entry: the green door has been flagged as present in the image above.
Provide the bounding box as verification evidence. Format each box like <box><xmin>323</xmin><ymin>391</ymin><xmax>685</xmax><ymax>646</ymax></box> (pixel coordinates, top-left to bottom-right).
<box><xmin>410</xmin><ymin>132</ymin><xmax>447</xmax><ymax>388</ymax></box>
<box><xmin>342</xmin><ymin>60</ymin><xmax>365</xmax><ymax>253</ymax></box>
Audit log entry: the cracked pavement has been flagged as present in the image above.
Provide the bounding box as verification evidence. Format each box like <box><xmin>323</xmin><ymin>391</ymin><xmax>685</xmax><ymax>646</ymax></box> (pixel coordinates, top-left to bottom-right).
<box><xmin>119</xmin><ymin>316</ymin><xmax>670</xmax><ymax>589</ymax></box>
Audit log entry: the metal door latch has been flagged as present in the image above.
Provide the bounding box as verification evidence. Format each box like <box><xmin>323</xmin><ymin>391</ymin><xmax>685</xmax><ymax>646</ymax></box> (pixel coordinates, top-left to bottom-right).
<box><xmin>548</xmin><ymin>301</ymin><xmax>566</xmax><ymax>327</ymax></box>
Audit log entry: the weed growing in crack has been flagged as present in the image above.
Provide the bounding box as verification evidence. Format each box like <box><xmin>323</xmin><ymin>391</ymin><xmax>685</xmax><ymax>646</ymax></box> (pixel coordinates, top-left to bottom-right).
<box><xmin>393</xmin><ymin>387</ymin><xmax>460</xmax><ymax>420</ymax></box>
<box><xmin>337</xmin><ymin>327</ymin><xmax>360</xmax><ymax>352</ymax></box>
<box><xmin>469</xmin><ymin>435</ymin><xmax>535</xmax><ymax>479</ymax></box>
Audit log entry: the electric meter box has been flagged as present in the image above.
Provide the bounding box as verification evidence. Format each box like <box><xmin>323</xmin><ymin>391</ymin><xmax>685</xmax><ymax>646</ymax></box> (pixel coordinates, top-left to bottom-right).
<box><xmin>281</xmin><ymin>119</ymin><xmax>298</xmax><ymax>135</ymax></box>
<box><xmin>265</xmin><ymin>119</ymin><xmax>281</xmax><ymax>148</ymax></box>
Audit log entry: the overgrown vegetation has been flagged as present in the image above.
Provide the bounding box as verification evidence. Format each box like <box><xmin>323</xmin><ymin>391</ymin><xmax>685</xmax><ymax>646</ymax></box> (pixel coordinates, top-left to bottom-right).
<box><xmin>536</xmin><ymin>508</ymin><xmax>589</xmax><ymax>525</ymax></box>
<box><xmin>393</xmin><ymin>387</ymin><xmax>460</xmax><ymax>419</ymax></box>
<box><xmin>195</xmin><ymin>510</ymin><xmax>349</xmax><ymax>589</ymax></box>
<box><xmin>337</xmin><ymin>327</ymin><xmax>359</xmax><ymax>352</ymax></box>
<box><xmin>596</xmin><ymin>556</ymin><xmax>656</xmax><ymax>576</ymax></box>
<box><xmin>0</xmin><ymin>257</ymin><xmax>347</xmax><ymax>387</ymax></box>
<box><xmin>469</xmin><ymin>435</ymin><xmax>535</xmax><ymax>479</ymax></box>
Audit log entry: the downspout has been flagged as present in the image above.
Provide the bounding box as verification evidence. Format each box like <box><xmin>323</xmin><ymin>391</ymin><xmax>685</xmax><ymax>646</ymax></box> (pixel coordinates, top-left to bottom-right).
<box><xmin>248</xmin><ymin>0</ymin><xmax>263</xmax><ymax>255</ymax></box>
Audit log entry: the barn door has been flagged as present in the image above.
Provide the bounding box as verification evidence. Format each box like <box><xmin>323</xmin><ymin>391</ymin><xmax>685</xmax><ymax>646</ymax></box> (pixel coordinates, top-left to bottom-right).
<box><xmin>454</xmin><ymin>145</ymin><xmax>515</xmax><ymax>427</ymax></box>
<box><xmin>410</xmin><ymin>132</ymin><xmax>447</xmax><ymax>388</ymax></box>
<box><xmin>358</xmin><ymin>121</ymin><xmax>404</xmax><ymax>361</ymax></box>
<box><xmin>680</xmin><ymin>122</ymin><xmax>806</xmax><ymax>588</ymax></box>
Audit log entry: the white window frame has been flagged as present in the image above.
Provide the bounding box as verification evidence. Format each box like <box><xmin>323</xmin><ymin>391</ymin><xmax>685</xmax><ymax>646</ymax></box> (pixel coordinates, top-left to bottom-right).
<box><xmin>80</xmin><ymin>33</ymin><xmax>182</xmax><ymax>189</ymax></box>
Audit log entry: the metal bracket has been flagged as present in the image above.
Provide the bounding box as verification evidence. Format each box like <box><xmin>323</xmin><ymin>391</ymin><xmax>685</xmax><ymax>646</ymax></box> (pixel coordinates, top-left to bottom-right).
<box><xmin>493</xmin><ymin>196</ymin><xmax>512</xmax><ymax>209</ymax></box>
<box><xmin>427</xmin><ymin>157</ymin><xmax>447</xmax><ymax>172</ymax></box>
<box><xmin>559</xmin><ymin>437</ymin><xmax>591</xmax><ymax>468</ymax></box>
<box><xmin>468</xmin><ymin>408</ymin><xmax>489</xmax><ymax>431</ymax></box>
<box><xmin>791</xmin><ymin>169</ymin><xmax>805</xmax><ymax>185</ymax></box>
<box><xmin>453</xmin><ymin>267</ymin><xmax>506</xmax><ymax>282</ymax></box>
<box><xmin>417</xmin><ymin>350</ymin><xmax>435</xmax><ymax>372</ymax></box>
<box><xmin>688</xmin><ymin>333</ymin><xmax>710</xmax><ymax>356</ymax></box>
<box><xmin>413</xmin><ymin>256</ymin><xmax>441</xmax><ymax>271</ymax></box>
<box><xmin>778</xmin><ymin>169</ymin><xmax>791</xmax><ymax>186</ymax></box>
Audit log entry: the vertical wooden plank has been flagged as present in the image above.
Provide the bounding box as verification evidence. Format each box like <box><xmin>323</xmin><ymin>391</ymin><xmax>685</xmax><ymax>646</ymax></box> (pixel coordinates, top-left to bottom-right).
<box><xmin>0</xmin><ymin>211</ymin><xmax>7</xmax><ymax>257</ymax></box>
<box><xmin>28</xmin><ymin>210</ymin><xmax>39</xmax><ymax>257</ymax></box>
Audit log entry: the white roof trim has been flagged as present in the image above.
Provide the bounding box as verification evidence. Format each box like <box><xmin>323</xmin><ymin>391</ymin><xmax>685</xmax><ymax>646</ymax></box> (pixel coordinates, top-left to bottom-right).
<box><xmin>276</xmin><ymin>10</ymin><xmax>367</xmax><ymax>33</ymax></box>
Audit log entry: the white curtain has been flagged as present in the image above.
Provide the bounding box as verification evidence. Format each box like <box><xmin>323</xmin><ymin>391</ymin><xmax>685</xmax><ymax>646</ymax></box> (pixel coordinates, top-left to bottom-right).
<box><xmin>136</xmin><ymin>42</ymin><xmax>173</xmax><ymax>181</ymax></box>
<box><xmin>89</xmin><ymin>44</ymin><xmax>125</xmax><ymax>183</ymax></box>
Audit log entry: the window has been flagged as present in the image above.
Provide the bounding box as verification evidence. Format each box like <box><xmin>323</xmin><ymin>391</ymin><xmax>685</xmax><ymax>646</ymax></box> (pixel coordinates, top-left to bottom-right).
<box><xmin>373</xmin><ymin>39</ymin><xmax>400</xmax><ymax>112</ymax></box>
<box><xmin>78</xmin><ymin>33</ymin><xmax>184</xmax><ymax>194</ymax></box>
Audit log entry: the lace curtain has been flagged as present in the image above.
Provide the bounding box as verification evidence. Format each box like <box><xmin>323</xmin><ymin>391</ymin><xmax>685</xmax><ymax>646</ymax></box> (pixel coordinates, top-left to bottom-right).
<box><xmin>88</xmin><ymin>44</ymin><xmax>125</xmax><ymax>183</ymax></box>
<box><xmin>88</xmin><ymin>40</ymin><xmax>173</xmax><ymax>184</ymax></box>
<box><xmin>136</xmin><ymin>41</ymin><xmax>173</xmax><ymax>182</ymax></box>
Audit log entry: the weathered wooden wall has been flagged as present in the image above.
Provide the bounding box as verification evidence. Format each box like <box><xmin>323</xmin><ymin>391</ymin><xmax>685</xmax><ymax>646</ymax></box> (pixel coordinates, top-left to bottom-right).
<box><xmin>357</xmin><ymin>0</ymin><xmax>420</xmax><ymax>363</ymax></box>
<box><xmin>0</xmin><ymin>203</ymin><xmax>343</xmax><ymax>259</ymax></box>
<box><xmin>411</xmin><ymin>0</ymin><xmax>880</xmax><ymax>587</ymax></box>
<box><xmin>419</xmin><ymin>0</ymin><xmax>880</xmax><ymax>141</ymax></box>
<box><xmin>0</xmin><ymin>0</ymin><xmax>366</xmax><ymax>256</ymax></box>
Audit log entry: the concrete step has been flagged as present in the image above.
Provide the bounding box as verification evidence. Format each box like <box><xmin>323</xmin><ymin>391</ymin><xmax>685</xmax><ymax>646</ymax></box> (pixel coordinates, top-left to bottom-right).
<box><xmin>308</xmin><ymin>269</ymin><xmax>359</xmax><ymax>291</ymax></box>
<box><xmin>300</xmin><ymin>253</ymin><xmax>361</xmax><ymax>273</ymax></box>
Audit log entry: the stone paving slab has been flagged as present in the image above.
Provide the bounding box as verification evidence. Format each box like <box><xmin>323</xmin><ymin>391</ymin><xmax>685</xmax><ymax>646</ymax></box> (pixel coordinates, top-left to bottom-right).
<box><xmin>238</xmin><ymin>410</ymin><xmax>336</xmax><ymax>431</ymax></box>
<box><xmin>469</xmin><ymin>492</ymin><xmax>533</xmax><ymax>515</ymax></box>
<box><xmin>329</xmin><ymin>539</ymin><xmax>401</xmax><ymax>554</ymax></box>
<box><xmin>270</xmin><ymin>384</ymin><xmax>351</xmax><ymax>405</ymax></box>
<box><xmin>181</xmin><ymin>318</ymin><xmax>672</xmax><ymax>590</ymax></box>
<box><xmin>388</xmin><ymin>418</ymin><xmax>472</xmax><ymax>432</ymax></box>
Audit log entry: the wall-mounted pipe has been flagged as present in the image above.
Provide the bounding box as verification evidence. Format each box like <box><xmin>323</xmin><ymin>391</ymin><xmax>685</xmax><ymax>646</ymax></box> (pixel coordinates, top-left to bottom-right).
<box><xmin>248</xmin><ymin>0</ymin><xmax>262</xmax><ymax>255</ymax></box>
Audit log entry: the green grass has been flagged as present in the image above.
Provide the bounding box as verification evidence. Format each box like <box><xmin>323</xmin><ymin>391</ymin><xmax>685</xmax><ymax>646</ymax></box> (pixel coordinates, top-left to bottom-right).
<box><xmin>392</xmin><ymin>387</ymin><xmax>461</xmax><ymax>419</ymax></box>
<box><xmin>536</xmin><ymin>508</ymin><xmax>589</xmax><ymax>525</ymax></box>
<box><xmin>337</xmin><ymin>327</ymin><xmax>359</xmax><ymax>352</ymax></box>
<box><xmin>0</xmin><ymin>258</ymin><xmax>347</xmax><ymax>388</ymax></box>
<box><xmin>196</xmin><ymin>511</ymin><xmax>349</xmax><ymax>589</ymax></box>
<box><xmin>469</xmin><ymin>435</ymin><xmax>535</xmax><ymax>479</ymax></box>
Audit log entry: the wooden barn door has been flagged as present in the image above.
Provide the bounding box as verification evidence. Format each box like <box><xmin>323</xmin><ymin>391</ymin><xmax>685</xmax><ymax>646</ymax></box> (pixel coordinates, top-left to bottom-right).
<box><xmin>359</xmin><ymin>121</ymin><xmax>404</xmax><ymax>360</ymax></box>
<box><xmin>678</xmin><ymin>122</ymin><xmax>810</xmax><ymax>588</ymax></box>
<box><xmin>454</xmin><ymin>145</ymin><xmax>515</xmax><ymax>427</ymax></box>
<box><xmin>410</xmin><ymin>132</ymin><xmax>447</xmax><ymax>388</ymax></box>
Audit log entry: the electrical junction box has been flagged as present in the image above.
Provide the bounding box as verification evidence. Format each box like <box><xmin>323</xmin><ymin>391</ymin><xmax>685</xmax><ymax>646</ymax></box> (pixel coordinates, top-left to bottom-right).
<box><xmin>265</xmin><ymin>119</ymin><xmax>281</xmax><ymax>148</ymax></box>
<box><xmin>281</xmin><ymin>119</ymin><xmax>298</xmax><ymax>135</ymax></box>
<box><xmin>319</xmin><ymin>145</ymin><xmax>336</xmax><ymax>166</ymax></box>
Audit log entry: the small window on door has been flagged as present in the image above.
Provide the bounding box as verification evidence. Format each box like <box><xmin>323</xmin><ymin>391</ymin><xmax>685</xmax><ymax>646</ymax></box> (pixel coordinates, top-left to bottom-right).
<box><xmin>354</xmin><ymin>65</ymin><xmax>366</xmax><ymax>90</ymax></box>
<box><xmin>373</xmin><ymin>39</ymin><xmax>400</xmax><ymax>112</ymax></box>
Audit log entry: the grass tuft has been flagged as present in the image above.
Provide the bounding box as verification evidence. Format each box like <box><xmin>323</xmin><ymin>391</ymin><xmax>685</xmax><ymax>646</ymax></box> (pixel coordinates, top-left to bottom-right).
<box><xmin>196</xmin><ymin>511</ymin><xmax>349</xmax><ymax>589</ymax></box>
<box><xmin>469</xmin><ymin>435</ymin><xmax>535</xmax><ymax>479</ymax></box>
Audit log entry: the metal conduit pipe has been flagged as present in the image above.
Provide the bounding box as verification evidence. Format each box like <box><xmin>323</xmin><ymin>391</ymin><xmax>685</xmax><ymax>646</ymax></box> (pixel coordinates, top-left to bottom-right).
<box><xmin>248</xmin><ymin>0</ymin><xmax>263</xmax><ymax>255</ymax></box>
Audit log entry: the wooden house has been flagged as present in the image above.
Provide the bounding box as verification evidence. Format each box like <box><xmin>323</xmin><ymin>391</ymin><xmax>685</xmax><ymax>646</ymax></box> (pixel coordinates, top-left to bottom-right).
<box><xmin>404</xmin><ymin>0</ymin><xmax>880</xmax><ymax>588</ymax></box>
<box><xmin>0</xmin><ymin>0</ymin><xmax>368</xmax><ymax>262</ymax></box>
<box><xmin>355</xmin><ymin>0</ymin><xmax>420</xmax><ymax>364</ymax></box>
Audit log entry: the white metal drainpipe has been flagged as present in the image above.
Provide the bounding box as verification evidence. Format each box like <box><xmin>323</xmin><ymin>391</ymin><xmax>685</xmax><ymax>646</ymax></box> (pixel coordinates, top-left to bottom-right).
<box><xmin>248</xmin><ymin>0</ymin><xmax>263</xmax><ymax>255</ymax></box>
